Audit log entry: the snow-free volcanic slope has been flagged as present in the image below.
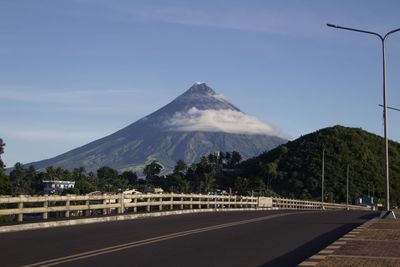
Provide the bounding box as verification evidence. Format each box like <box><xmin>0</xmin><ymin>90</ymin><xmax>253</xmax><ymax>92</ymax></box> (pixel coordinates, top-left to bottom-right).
<box><xmin>30</xmin><ymin>83</ymin><xmax>287</xmax><ymax>173</ymax></box>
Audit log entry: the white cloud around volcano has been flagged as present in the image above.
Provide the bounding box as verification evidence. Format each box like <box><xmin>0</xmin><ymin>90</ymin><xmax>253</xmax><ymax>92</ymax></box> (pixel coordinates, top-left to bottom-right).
<box><xmin>164</xmin><ymin>107</ymin><xmax>282</xmax><ymax>136</ymax></box>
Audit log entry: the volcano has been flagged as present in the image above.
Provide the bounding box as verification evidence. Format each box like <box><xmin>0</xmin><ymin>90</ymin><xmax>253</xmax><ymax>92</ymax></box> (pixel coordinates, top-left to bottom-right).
<box><xmin>30</xmin><ymin>83</ymin><xmax>287</xmax><ymax>173</ymax></box>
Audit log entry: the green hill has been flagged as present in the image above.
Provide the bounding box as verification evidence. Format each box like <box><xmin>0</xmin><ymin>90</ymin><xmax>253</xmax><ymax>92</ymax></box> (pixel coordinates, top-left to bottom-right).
<box><xmin>239</xmin><ymin>125</ymin><xmax>400</xmax><ymax>207</ymax></box>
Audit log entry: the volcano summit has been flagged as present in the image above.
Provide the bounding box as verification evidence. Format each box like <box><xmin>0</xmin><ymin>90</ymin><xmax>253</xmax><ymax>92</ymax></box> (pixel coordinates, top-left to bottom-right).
<box><xmin>30</xmin><ymin>83</ymin><xmax>287</xmax><ymax>173</ymax></box>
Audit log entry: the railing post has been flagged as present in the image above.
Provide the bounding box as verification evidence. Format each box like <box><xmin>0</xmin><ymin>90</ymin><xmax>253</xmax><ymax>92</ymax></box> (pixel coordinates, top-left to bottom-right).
<box><xmin>65</xmin><ymin>199</ymin><xmax>70</xmax><ymax>218</ymax></box>
<box><xmin>43</xmin><ymin>199</ymin><xmax>48</xmax><ymax>220</ymax></box>
<box><xmin>85</xmin><ymin>199</ymin><xmax>90</xmax><ymax>216</ymax></box>
<box><xmin>180</xmin><ymin>196</ymin><xmax>184</xmax><ymax>210</ymax></box>
<box><xmin>207</xmin><ymin>196</ymin><xmax>210</xmax><ymax>209</ymax></box>
<box><xmin>17</xmin><ymin>198</ymin><xmax>23</xmax><ymax>222</ymax></box>
<box><xmin>133</xmin><ymin>198</ymin><xmax>137</xmax><ymax>213</ymax></box>
<box><xmin>147</xmin><ymin>196</ymin><xmax>151</xmax><ymax>212</ymax></box>
<box><xmin>118</xmin><ymin>193</ymin><xmax>125</xmax><ymax>214</ymax></box>
<box><xmin>189</xmin><ymin>197</ymin><xmax>193</xmax><ymax>209</ymax></box>
<box><xmin>170</xmin><ymin>196</ymin><xmax>173</xmax><ymax>210</ymax></box>
<box><xmin>102</xmin><ymin>195</ymin><xmax>108</xmax><ymax>215</ymax></box>
<box><xmin>159</xmin><ymin>196</ymin><xmax>163</xmax><ymax>211</ymax></box>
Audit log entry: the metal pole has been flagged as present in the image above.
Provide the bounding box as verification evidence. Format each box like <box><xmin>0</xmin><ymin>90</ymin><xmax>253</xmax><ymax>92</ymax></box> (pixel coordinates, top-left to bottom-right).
<box><xmin>382</xmin><ymin>39</ymin><xmax>390</xmax><ymax>211</ymax></box>
<box><xmin>346</xmin><ymin>165</ymin><xmax>349</xmax><ymax>210</ymax></box>
<box><xmin>322</xmin><ymin>149</ymin><xmax>325</xmax><ymax>209</ymax></box>
<box><xmin>327</xmin><ymin>24</ymin><xmax>400</xmax><ymax>212</ymax></box>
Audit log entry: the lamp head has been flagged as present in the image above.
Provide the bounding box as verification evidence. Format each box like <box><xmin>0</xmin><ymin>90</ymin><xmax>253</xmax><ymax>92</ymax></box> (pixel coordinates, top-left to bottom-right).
<box><xmin>327</xmin><ymin>23</ymin><xmax>338</xmax><ymax>28</ymax></box>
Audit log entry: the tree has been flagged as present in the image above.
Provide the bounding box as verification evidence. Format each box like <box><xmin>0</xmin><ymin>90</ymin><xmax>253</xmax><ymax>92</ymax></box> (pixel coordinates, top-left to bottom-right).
<box><xmin>97</xmin><ymin>166</ymin><xmax>118</xmax><ymax>180</ymax></box>
<box><xmin>180</xmin><ymin>180</ymin><xmax>191</xmax><ymax>193</ymax></box>
<box><xmin>228</xmin><ymin>151</ymin><xmax>242</xmax><ymax>168</ymax></box>
<box><xmin>218</xmin><ymin>151</ymin><xmax>225</xmax><ymax>165</ymax></box>
<box><xmin>111</xmin><ymin>177</ymin><xmax>129</xmax><ymax>192</ymax></box>
<box><xmin>120</xmin><ymin>171</ymin><xmax>138</xmax><ymax>186</ymax></box>
<box><xmin>9</xmin><ymin>163</ymin><xmax>26</xmax><ymax>195</ymax></box>
<box><xmin>26</xmin><ymin>165</ymin><xmax>41</xmax><ymax>194</ymax></box>
<box><xmin>173</xmin><ymin>160</ymin><xmax>187</xmax><ymax>174</ymax></box>
<box><xmin>0</xmin><ymin>139</ymin><xmax>12</xmax><ymax>195</ymax></box>
<box><xmin>225</xmin><ymin>152</ymin><xmax>231</xmax><ymax>162</ymax></box>
<box><xmin>200</xmin><ymin>173</ymin><xmax>216</xmax><ymax>194</ymax></box>
<box><xmin>72</xmin><ymin>167</ymin><xmax>86</xmax><ymax>181</ymax></box>
<box><xmin>74</xmin><ymin>178</ymin><xmax>96</xmax><ymax>194</ymax></box>
<box><xmin>45</xmin><ymin>166</ymin><xmax>57</xmax><ymax>181</ymax></box>
<box><xmin>252</xmin><ymin>177</ymin><xmax>266</xmax><ymax>196</ymax></box>
<box><xmin>0</xmin><ymin>175</ymin><xmax>11</xmax><ymax>195</ymax></box>
<box><xmin>207</xmin><ymin>153</ymin><xmax>218</xmax><ymax>164</ymax></box>
<box><xmin>234</xmin><ymin>176</ymin><xmax>249</xmax><ymax>195</ymax></box>
<box><xmin>143</xmin><ymin>160</ymin><xmax>163</xmax><ymax>183</ymax></box>
<box><xmin>97</xmin><ymin>166</ymin><xmax>119</xmax><ymax>192</ymax></box>
<box><xmin>165</xmin><ymin>173</ymin><xmax>183</xmax><ymax>193</ymax></box>
<box><xmin>198</xmin><ymin>156</ymin><xmax>213</xmax><ymax>174</ymax></box>
<box><xmin>70</xmin><ymin>167</ymin><xmax>97</xmax><ymax>194</ymax></box>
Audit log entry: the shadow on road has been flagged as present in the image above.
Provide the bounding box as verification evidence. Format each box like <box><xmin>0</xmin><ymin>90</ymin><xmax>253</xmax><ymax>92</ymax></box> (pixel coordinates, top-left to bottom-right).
<box><xmin>259</xmin><ymin>222</ymin><xmax>361</xmax><ymax>267</ymax></box>
<box><xmin>357</xmin><ymin>212</ymin><xmax>380</xmax><ymax>220</ymax></box>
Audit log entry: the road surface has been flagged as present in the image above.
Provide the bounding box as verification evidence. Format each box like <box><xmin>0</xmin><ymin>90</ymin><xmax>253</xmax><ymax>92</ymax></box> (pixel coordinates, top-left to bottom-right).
<box><xmin>0</xmin><ymin>210</ymin><xmax>378</xmax><ymax>266</ymax></box>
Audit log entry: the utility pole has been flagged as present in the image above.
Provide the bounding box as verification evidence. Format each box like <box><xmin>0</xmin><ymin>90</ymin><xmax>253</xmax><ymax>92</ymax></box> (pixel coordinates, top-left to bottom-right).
<box><xmin>346</xmin><ymin>165</ymin><xmax>349</xmax><ymax>210</ymax></box>
<box><xmin>321</xmin><ymin>149</ymin><xmax>325</xmax><ymax>210</ymax></box>
<box><xmin>327</xmin><ymin>23</ymin><xmax>400</xmax><ymax>213</ymax></box>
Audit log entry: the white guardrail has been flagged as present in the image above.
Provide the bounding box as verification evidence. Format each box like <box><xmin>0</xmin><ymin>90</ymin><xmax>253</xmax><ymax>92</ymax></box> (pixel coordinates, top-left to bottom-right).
<box><xmin>0</xmin><ymin>193</ymin><xmax>371</xmax><ymax>222</ymax></box>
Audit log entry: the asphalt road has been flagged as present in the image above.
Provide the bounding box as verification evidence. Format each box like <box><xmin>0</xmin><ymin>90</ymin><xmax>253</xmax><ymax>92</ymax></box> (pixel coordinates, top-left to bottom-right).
<box><xmin>0</xmin><ymin>210</ymin><xmax>378</xmax><ymax>267</ymax></box>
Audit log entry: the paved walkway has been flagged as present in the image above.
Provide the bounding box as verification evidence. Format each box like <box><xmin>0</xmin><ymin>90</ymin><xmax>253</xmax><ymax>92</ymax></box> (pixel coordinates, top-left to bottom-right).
<box><xmin>299</xmin><ymin>210</ymin><xmax>400</xmax><ymax>267</ymax></box>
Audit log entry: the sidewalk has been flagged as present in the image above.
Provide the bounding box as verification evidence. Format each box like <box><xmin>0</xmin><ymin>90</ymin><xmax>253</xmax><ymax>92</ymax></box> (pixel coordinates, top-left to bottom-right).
<box><xmin>299</xmin><ymin>210</ymin><xmax>400</xmax><ymax>267</ymax></box>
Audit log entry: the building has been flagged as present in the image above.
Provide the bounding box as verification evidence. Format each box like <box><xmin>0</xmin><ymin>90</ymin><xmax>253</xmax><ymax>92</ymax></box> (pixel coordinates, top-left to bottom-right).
<box><xmin>355</xmin><ymin>196</ymin><xmax>374</xmax><ymax>206</ymax></box>
<box><xmin>42</xmin><ymin>180</ymin><xmax>75</xmax><ymax>195</ymax></box>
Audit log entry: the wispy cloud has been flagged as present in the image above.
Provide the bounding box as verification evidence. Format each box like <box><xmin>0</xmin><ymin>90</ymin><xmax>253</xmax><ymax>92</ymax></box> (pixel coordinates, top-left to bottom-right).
<box><xmin>117</xmin><ymin>5</ymin><xmax>326</xmax><ymax>39</ymax></box>
<box><xmin>164</xmin><ymin>107</ymin><xmax>283</xmax><ymax>137</ymax></box>
<box><xmin>0</xmin><ymin>87</ymin><xmax>147</xmax><ymax>104</ymax></box>
<box><xmin>1</xmin><ymin>128</ymin><xmax>107</xmax><ymax>142</ymax></box>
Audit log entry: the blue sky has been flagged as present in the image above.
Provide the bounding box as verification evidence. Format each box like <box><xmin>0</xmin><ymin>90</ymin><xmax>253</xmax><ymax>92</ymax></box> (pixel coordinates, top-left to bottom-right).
<box><xmin>1</xmin><ymin>0</ymin><xmax>400</xmax><ymax>167</ymax></box>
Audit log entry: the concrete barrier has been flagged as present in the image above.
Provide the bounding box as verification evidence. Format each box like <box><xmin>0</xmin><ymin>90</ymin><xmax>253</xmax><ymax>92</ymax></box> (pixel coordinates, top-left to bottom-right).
<box><xmin>0</xmin><ymin>208</ymin><xmax>274</xmax><ymax>234</ymax></box>
<box><xmin>0</xmin><ymin>193</ymin><xmax>259</xmax><ymax>222</ymax></box>
<box><xmin>0</xmin><ymin>193</ymin><xmax>371</xmax><ymax>233</ymax></box>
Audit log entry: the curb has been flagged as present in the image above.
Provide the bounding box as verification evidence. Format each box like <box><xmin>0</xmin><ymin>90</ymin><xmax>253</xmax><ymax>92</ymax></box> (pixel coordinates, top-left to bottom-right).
<box><xmin>297</xmin><ymin>217</ymin><xmax>379</xmax><ymax>266</ymax></box>
<box><xmin>0</xmin><ymin>207</ymin><xmax>274</xmax><ymax>234</ymax></box>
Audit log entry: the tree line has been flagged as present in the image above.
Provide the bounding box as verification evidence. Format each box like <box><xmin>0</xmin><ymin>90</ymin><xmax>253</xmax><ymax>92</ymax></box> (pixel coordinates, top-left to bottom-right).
<box><xmin>0</xmin><ymin>140</ymin><xmax>271</xmax><ymax>197</ymax></box>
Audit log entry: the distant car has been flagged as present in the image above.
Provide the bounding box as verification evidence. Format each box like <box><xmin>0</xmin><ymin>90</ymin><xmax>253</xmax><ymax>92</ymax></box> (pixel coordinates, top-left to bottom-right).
<box><xmin>123</xmin><ymin>189</ymin><xmax>142</xmax><ymax>195</ymax></box>
<box><xmin>207</xmin><ymin>189</ymin><xmax>228</xmax><ymax>196</ymax></box>
<box><xmin>143</xmin><ymin>187</ymin><xmax>164</xmax><ymax>194</ymax></box>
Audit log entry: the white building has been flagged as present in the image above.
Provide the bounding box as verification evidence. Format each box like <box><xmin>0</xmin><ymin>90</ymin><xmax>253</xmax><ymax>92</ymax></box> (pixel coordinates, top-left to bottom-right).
<box><xmin>43</xmin><ymin>180</ymin><xmax>75</xmax><ymax>195</ymax></box>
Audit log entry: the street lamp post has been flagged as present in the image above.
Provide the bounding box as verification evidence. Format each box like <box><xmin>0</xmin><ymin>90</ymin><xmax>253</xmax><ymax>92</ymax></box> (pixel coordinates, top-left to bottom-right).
<box><xmin>327</xmin><ymin>23</ymin><xmax>400</xmax><ymax>213</ymax></box>
<box><xmin>321</xmin><ymin>148</ymin><xmax>325</xmax><ymax>210</ymax></box>
<box><xmin>346</xmin><ymin>165</ymin><xmax>349</xmax><ymax>211</ymax></box>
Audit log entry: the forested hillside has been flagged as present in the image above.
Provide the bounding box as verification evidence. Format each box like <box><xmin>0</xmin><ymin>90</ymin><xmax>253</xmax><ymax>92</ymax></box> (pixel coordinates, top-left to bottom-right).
<box><xmin>239</xmin><ymin>125</ymin><xmax>400</xmax><ymax>206</ymax></box>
